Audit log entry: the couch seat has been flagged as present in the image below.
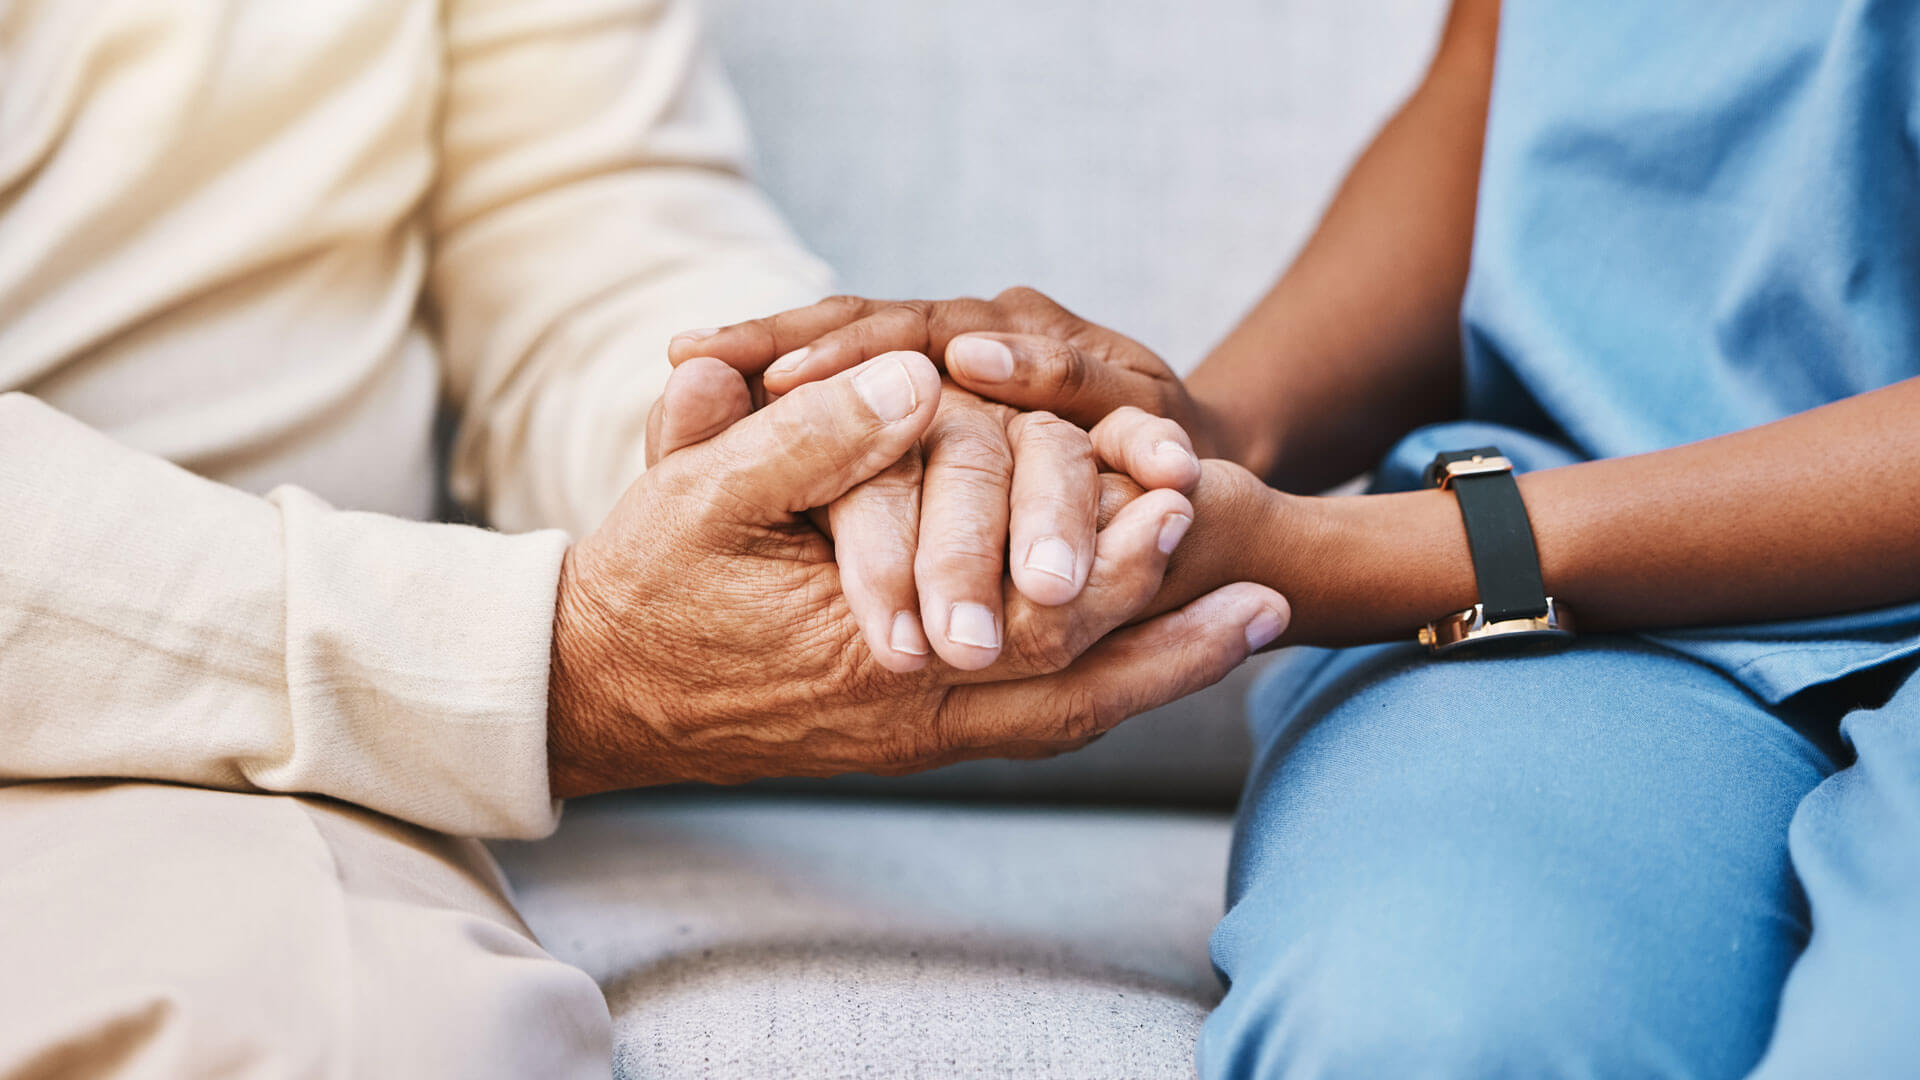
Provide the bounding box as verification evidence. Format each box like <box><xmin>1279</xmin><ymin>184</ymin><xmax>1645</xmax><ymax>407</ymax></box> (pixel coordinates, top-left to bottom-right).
<box><xmin>493</xmin><ymin>793</ymin><xmax>1233</xmax><ymax>1079</ymax></box>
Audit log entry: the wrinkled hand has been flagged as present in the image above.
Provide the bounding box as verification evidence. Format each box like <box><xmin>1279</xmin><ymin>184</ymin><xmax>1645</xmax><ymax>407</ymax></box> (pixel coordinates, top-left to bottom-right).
<box><xmin>551</xmin><ymin>352</ymin><xmax>1289</xmax><ymax>798</ymax></box>
<box><xmin>650</xmin><ymin>357</ymin><xmax>1205</xmax><ymax>674</ymax></box>
<box><xmin>811</xmin><ymin>380</ymin><xmax>1205</xmax><ymax>673</ymax></box>
<box><xmin>669</xmin><ymin>286</ymin><xmax>1227</xmax><ymax>457</ymax></box>
<box><xmin>665</xmin><ymin>289</ymin><xmax>1219</xmax><ymax>672</ymax></box>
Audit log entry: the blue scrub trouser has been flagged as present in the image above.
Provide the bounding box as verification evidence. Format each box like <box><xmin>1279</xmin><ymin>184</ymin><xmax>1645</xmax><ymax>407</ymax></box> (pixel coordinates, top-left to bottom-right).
<box><xmin>1199</xmin><ymin>637</ymin><xmax>1920</xmax><ymax>1079</ymax></box>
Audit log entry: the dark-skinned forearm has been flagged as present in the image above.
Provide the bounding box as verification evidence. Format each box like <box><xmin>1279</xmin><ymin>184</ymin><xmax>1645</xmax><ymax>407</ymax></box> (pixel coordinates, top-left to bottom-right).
<box><xmin>1229</xmin><ymin>377</ymin><xmax>1920</xmax><ymax>646</ymax></box>
<box><xmin>1187</xmin><ymin>0</ymin><xmax>1499</xmax><ymax>493</ymax></box>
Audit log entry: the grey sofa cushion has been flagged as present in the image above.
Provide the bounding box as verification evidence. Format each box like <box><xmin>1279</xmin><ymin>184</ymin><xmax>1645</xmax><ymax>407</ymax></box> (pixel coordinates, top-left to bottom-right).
<box><xmin>696</xmin><ymin>0</ymin><xmax>1446</xmax><ymax>802</ymax></box>
<box><xmin>495</xmin><ymin>794</ymin><xmax>1233</xmax><ymax>1079</ymax></box>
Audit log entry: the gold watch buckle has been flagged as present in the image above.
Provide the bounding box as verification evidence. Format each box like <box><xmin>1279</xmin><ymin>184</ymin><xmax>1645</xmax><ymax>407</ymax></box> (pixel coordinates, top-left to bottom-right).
<box><xmin>1434</xmin><ymin>454</ymin><xmax>1514</xmax><ymax>490</ymax></box>
<box><xmin>1418</xmin><ymin>597</ymin><xmax>1575</xmax><ymax>655</ymax></box>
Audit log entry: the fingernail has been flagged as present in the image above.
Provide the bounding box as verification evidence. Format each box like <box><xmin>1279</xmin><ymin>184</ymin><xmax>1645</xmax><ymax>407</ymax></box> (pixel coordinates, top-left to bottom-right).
<box><xmin>947</xmin><ymin>602</ymin><xmax>1000</xmax><ymax>649</ymax></box>
<box><xmin>889</xmin><ymin>611</ymin><xmax>930</xmax><ymax>656</ymax></box>
<box><xmin>1024</xmin><ymin>536</ymin><xmax>1077</xmax><ymax>582</ymax></box>
<box><xmin>853</xmin><ymin>355</ymin><xmax>917</xmax><ymax>422</ymax></box>
<box><xmin>950</xmin><ymin>336</ymin><xmax>1014</xmax><ymax>382</ymax></box>
<box><xmin>1157</xmin><ymin>514</ymin><xmax>1192</xmax><ymax>555</ymax></box>
<box><xmin>767</xmin><ymin>346</ymin><xmax>809</xmax><ymax>376</ymax></box>
<box><xmin>1155</xmin><ymin>440</ymin><xmax>1199</xmax><ymax>471</ymax></box>
<box><xmin>1245</xmin><ymin>609</ymin><xmax>1285</xmax><ymax>651</ymax></box>
<box><xmin>674</xmin><ymin>328</ymin><xmax>720</xmax><ymax>345</ymax></box>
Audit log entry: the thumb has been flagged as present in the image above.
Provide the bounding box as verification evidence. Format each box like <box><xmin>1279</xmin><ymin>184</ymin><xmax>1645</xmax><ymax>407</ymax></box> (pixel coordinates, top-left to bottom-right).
<box><xmin>942</xmin><ymin>582</ymin><xmax>1290</xmax><ymax>748</ymax></box>
<box><xmin>647</xmin><ymin>357</ymin><xmax>755</xmax><ymax>467</ymax></box>
<box><xmin>946</xmin><ymin>333</ymin><xmax>1170</xmax><ymax>428</ymax></box>
<box><xmin>679</xmin><ymin>350</ymin><xmax>941</xmax><ymax>521</ymax></box>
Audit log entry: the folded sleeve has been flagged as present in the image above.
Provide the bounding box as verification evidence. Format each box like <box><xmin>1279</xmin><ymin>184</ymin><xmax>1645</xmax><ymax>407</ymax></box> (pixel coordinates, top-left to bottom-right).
<box><xmin>430</xmin><ymin>0</ymin><xmax>832</xmax><ymax>538</ymax></box>
<box><xmin>0</xmin><ymin>393</ymin><xmax>568</xmax><ymax>839</ymax></box>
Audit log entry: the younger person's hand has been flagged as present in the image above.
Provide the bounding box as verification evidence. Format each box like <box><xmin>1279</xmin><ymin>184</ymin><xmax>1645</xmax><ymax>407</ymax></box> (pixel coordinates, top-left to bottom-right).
<box><xmin>669</xmin><ymin>287</ymin><xmax>1239</xmax><ymax>464</ymax></box>
<box><xmin>1094</xmin><ymin>457</ymin><xmax>1297</xmax><ymax>629</ymax></box>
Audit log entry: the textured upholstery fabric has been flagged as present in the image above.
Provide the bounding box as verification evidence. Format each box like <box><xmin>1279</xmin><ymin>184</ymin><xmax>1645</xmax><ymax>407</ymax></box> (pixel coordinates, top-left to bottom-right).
<box><xmin>496</xmin><ymin>795</ymin><xmax>1234</xmax><ymax>1079</ymax></box>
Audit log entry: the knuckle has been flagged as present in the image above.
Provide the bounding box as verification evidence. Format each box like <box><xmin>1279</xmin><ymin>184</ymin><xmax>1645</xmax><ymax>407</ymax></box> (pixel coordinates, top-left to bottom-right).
<box><xmin>768</xmin><ymin>385</ymin><xmax>837</xmax><ymax>446</ymax></box>
<box><xmin>926</xmin><ymin>296</ymin><xmax>993</xmax><ymax>340</ymax></box>
<box><xmin>843</xmin><ymin>321</ymin><xmax>889</xmax><ymax>352</ymax></box>
<box><xmin>915</xmin><ymin>541</ymin><xmax>1004</xmax><ymax>586</ymax></box>
<box><xmin>928</xmin><ymin>427</ymin><xmax>1014</xmax><ymax>475</ymax></box>
<box><xmin>996</xmin><ymin>286</ymin><xmax>1086</xmax><ymax>334</ymax></box>
<box><xmin>1008</xmin><ymin>621</ymin><xmax>1083</xmax><ymax>676</ymax></box>
<box><xmin>924</xmin><ymin>472</ymin><xmax>1017</xmax><ymax>532</ymax></box>
<box><xmin>1008</xmin><ymin>409</ymin><xmax>1081</xmax><ymax>449</ymax></box>
<box><xmin>873</xmin><ymin>728</ymin><xmax>934</xmax><ymax>771</ymax></box>
<box><xmin>1028</xmin><ymin>409</ymin><xmax>1066</xmax><ymax>427</ymax></box>
<box><xmin>846</xmin><ymin>456</ymin><xmax>925</xmax><ymax>510</ymax></box>
<box><xmin>994</xmin><ymin>285</ymin><xmax>1052</xmax><ymax>309</ymax></box>
<box><xmin>856</xmin><ymin>304</ymin><xmax>938</xmax><ymax>356</ymax></box>
<box><xmin>1055</xmin><ymin>686</ymin><xmax>1108</xmax><ymax>741</ymax></box>
<box><xmin>739</xmin><ymin>316</ymin><xmax>777</xmax><ymax>345</ymax></box>
<box><xmin>1029</xmin><ymin>341</ymin><xmax>1086</xmax><ymax>398</ymax></box>
<box><xmin>922</xmin><ymin>701</ymin><xmax>981</xmax><ymax>759</ymax></box>
<box><xmin>1076</xmin><ymin>334</ymin><xmax>1118</xmax><ymax>365</ymax></box>
<box><xmin>822</xmin><ymin>294</ymin><xmax>868</xmax><ymax>318</ymax></box>
<box><xmin>1145</xmin><ymin>415</ymin><xmax>1188</xmax><ymax>442</ymax></box>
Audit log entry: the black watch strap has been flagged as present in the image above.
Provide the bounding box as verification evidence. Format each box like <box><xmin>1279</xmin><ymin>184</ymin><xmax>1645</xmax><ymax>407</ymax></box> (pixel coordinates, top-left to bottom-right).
<box><xmin>1423</xmin><ymin>447</ymin><xmax>1550</xmax><ymax>622</ymax></box>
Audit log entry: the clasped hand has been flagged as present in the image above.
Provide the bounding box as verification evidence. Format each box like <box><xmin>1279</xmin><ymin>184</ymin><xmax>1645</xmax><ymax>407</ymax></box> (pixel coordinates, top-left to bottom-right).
<box><xmin>545</xmin><ymin>327</ymin><xmax>1288</xmax><ymax>797</ymax></box>
<box><xmin>669</xmin><ymin>287</ymin><xmax>1285</xmax><ymax>662</ymax></box>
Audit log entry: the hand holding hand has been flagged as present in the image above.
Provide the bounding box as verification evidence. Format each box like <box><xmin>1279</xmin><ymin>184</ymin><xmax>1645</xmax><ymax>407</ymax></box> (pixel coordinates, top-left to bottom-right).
<box><xmin>551</xmin><ymin>353</ymin><xmax>1289</xmax><ymax>798</ymax></box>
<box><xmin>666</xmin><ymin>289</ymin><xmax>1236</xmax><ymax>671</ymax></box>
<box><xmin>802</xmin><ymin>380</ymin><xmax>1206</xmax><ymax>673</ymax></box>
<box><xmin>644</xmin><ymin>363</ymin><xmax>1196</xmax><ymax>672</ymax></box>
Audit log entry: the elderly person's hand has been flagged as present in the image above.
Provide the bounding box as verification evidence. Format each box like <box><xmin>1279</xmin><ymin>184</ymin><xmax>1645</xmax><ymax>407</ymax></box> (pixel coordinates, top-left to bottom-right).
<box><xmin>548</xmin><ymin>352</ymin><xmax>1288</xmax><ymax>797</ymax></box>
<box><xmin>660</xmin><ymin>326</ymin><xmax>1206</xmax><ymax>676</ymax></box>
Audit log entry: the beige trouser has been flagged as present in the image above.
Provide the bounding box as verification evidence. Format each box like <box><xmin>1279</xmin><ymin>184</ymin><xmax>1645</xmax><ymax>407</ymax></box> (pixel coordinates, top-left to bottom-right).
<box><xmin>0</xmin><ymin>782</ymin><xmax>612</xmax><ymax>1079</ymax></box>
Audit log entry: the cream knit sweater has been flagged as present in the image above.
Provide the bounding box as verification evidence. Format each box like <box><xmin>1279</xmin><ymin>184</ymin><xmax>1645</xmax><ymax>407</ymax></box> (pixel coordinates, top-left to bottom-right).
<box><xmin>0</xmin><ymin>0</ymin><xmax>830</xmax><ymax>838</ymax></box>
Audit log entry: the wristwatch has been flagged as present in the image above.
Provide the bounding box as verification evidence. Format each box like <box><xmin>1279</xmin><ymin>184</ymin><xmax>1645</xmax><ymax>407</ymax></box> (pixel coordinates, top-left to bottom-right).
<box><xmin>1418</xmin><ymin>447</ymin><xmax>1574</xmax><ymax>655</ymax></box>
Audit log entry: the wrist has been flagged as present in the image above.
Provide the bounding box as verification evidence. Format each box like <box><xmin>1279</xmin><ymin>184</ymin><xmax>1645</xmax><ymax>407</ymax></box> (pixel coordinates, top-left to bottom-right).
<box><xmin>547</xmin><ymin>546</ymin><xmax>659</xmax><ymax>798</ymax></box>
<box><xmin>1267</xmin><ymin>488</ymin><xmax>1478</xmax><ymax>647</ymax></box>
<box><xmin>1186</xmin><ymin>383</ymin><xmax>1277</xmax><ymax>478</ymax></box>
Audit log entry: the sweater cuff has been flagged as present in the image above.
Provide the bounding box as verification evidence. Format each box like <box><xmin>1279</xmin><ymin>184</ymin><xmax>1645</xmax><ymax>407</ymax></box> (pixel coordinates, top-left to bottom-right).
<box><xmin>269</xmin><ymin>487</ymin><xmax>570</xmax><ymax>839</ymax></box>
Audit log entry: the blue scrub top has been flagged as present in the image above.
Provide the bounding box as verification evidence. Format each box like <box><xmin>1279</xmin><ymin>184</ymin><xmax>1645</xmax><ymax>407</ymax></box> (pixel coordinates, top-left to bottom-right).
<box><xmin>1374</xmin><ymin>0</ymin><xmax>1920</xmax><ymax>701</ymax></box>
